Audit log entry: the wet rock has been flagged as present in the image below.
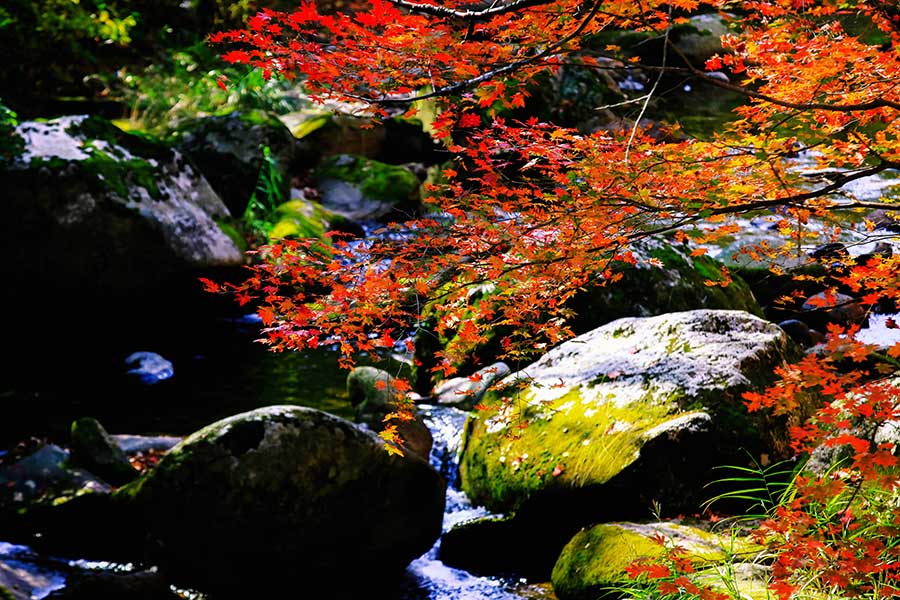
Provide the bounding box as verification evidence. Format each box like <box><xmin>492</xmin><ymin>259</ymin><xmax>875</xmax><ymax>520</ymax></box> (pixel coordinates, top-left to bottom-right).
<box><xmin>45</xmin><ymin>570</ymin><xmax>178</xmax><ymax>600</ymax></box>
<box><xmin>0</xmin><ymin>445</ymin><xmax>129</xmax><ymax>557</ymax></box>
<box><xmin>124</xmin><ymin>352</ymin><xmax>174</xmax><ymax>385</ymax></box>
<box><xmin>0</xmin><ymin>559</ymin><xmax>63</xmax><ymax>600</ymax></box>
<box><xmin>69</xmin><ymin>418</ymin><xmax>138</xmax><ymax>487</ymax></box>
<box><xmin>1</xmin><ymin>115</ymin><xmax>242</xmax><ymax>300</ymax></box>
<box><xmin>176</xmin><ymin>110</ymin><xmax>296</xmax><ymax>217</ymax></box>
<box><xmin>316</xmin><ymin>154</ymin><xmax>421</xmax><ymax>222</ymax></box>
<box><xmin>439</xmin><ymin>515</ymin><xmax>526</xmax><ymax>576</ymax></box>
<box><xmin>119</xmin><ymin>406</ymin><xmax>445</xmax><ymax>598</ymax></box>
<box><xmin>777</xmin><ymin>319</ymin><xmax>813</xmax><ymax>347</ymax></box>
<box><xmin>431</xmin><ymin>362</ymin><xmax>510</xmax><ymax>410</ymax></box>
<box><xmin>801</xmin><ymin>291</ymin><xmax>866</xmax><ymax>327</ymax></box>
<box><xmin>867</xmin><ymin>209</ymin><xmax>900</xmax><ymax>232</ymax></box>
<box><xmin>552</xmin><ymin>522</ymin><xmax>761</xmax><ymax>600</ymax></box>
<box><xmin>347</xmin><ymin>367</ymin><xmax>433</xmax><ymax>458</ymax></box>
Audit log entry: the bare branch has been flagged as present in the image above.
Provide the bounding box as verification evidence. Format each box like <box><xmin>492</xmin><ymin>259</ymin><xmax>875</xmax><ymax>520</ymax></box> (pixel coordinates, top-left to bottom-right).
<box><xmin>385</xmin><ymin>0</ymin><xmax>555</xmax><ymax>21</ymax></box>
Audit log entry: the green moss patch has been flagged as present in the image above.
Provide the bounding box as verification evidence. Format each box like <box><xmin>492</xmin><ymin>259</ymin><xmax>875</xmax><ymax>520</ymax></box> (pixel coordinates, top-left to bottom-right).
<box><xmin>317</xmin><ymin>154</ymin><xmax>420</xmax><ymax>204</ymax></box>
<box><xmin>551</xmin><ymin>522</ymin><xmax>762</xmax><ymax>600</ymax></box>
<box><xmin>460</xmin><ymin>386</ymin><xmax>685</xmax><ymax>511</ymax></box>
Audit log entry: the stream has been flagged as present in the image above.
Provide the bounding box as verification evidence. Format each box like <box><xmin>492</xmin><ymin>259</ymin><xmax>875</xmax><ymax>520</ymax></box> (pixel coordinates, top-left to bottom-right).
<box><xmin>0</xmin><ymin>286</ymin><xmax>555</xmax><ymax>599</ymax></box>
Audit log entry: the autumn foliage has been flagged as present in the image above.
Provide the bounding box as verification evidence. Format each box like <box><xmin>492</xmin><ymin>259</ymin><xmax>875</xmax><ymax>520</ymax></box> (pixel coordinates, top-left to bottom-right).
<box><xmin>211</xmin><ymin>0</ymin><xmax>900</xmax><ymax>597</ymax></box>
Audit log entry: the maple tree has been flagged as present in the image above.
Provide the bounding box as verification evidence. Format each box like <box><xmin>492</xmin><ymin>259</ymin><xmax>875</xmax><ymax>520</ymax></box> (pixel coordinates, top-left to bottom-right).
<box><xmin>210</xmin><ymin>0</ymin><xmax>900</xmax><ymax>597</ymax></box>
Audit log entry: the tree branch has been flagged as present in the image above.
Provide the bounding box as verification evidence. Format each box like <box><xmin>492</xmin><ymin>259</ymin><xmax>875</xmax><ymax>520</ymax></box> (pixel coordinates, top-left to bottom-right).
<box><xmin>385</xmin><ymin>0</ymin><xmax>556</xmax><ymax>21</ymax></box>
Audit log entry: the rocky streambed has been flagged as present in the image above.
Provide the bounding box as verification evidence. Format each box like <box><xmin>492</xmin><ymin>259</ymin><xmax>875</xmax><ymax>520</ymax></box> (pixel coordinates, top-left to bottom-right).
<box><xmin>2</xmin><ymin>100</ymin><xmax>899</xmax><ymax>599</ymax></box>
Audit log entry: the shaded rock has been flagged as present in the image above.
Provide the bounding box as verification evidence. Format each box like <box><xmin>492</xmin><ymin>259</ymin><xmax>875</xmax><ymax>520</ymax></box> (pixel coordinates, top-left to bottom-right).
<box><xmin>439</xmin><ymin>515</ymin><xmax>523</xmax><ymax>576</ymax></box>
<box><xmin>45</xmin><ymin>570</ymin><xmax>178</xmax><ymax>600</ymax></box>
<box><xmin>124</xmin><ymin>352</ymin><xmax>174</xmax><ymax>385</ymax></box>
<box><xmin>777</xmin><ymin>319</ymin><xmax>813</xmax><ymax>347</ymax></box>
<box><xmin>0</xmin><ymin>445</ymin><xmax>111</xmax><ymax>512</ymax></box>
<box><xmin>551</xmin><ymin>522</ymin><xmax>761</xmax><ymax>600</ymax></box>
<box><xmin>867</xmin><ymin>209</ymin><xmax>900</xmax><ymax>232</ymax></box>
<box><xmin>0</xmin><ymin>445</ymin><xmax>130</xmax><ymax>557</ymax></box>
<box><xmin>2</xmin><ymin>115</ymin><xmax>242</xmax><ymax>300</ymax></box>
<box><xmin>118</xmin><ymin>406</ymin><xmax>444</xmax><ymax>598</ymax></box>
<box><xmin>414</xmin><ymin>239</ymin><xmax>761</xmax><ymax>399</ymax></box>
<box><xmin>347</xmin><ymin>367</ymin><xmax>433</xmax><ymax>458</ymax></box>
<box><xmin>316</xmin><ymin>154</ymin><xmax>421</xmax><ymax>222</ymax></box>
<box><xmin>280</xmin><ymin>111</ymin><xmax>441</xmax><ymax>165</ymax></box>
<box><xmin>69</xmin><ymin>418</ymin><xmax>138</xmax><ymax>487</ymax></box>
<box><xmin>801</xmin><ymin>292</ymin><xmax>866</xmax><ymax>327</ymax></box>
<box><xmin>456</xmin><ymin>310</ymin><xmax>804</xmax><ymax>577</ymax></box>
<box><xmin>672</xmin><ymin>13</ymin><xmax>731</xmax><ymax>66</ymax></box>
<box><xmin>566</xmin><ymin>239</ymin><xmax>761</xmax><ymax>333</ymax></box>
<box><xmin>176</xmin><ymin>110</ymin><xmax>295</xmax><ymax>217</ymax></box>
<box><xmin>432</xmin><ymin>362</ymin><xmax>511</xmax><ymax>409</ymax></box>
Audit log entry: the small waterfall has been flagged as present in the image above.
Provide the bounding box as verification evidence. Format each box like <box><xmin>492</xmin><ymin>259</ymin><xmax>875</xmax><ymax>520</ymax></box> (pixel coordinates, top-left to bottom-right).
<box><xmin>401</xmin><ymin>405</ymin><xmax>552</xmax><ymax>600</ymax></box>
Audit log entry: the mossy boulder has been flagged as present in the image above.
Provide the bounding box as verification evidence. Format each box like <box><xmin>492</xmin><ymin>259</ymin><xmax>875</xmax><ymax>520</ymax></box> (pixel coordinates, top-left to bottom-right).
<box><xmin>176</xmin><ymin>110</ymin><xmax>296</xmax><ymax>216</ymax></box>
<box><xmin>70</xmin><ymin>417</ymin><xmax>138</xmax><ymax>487</ymax></box>
<box><xmin>461</xmin><ymin>310</ymin><xmax>797</xmax><ymax>514</ymax></box>
<box><xmin>1</xmin><ymin>115</ymin><xmax>242</xmax><ymax>300</ymax></box>
<box><xmin>551</xmin><ymin>522</ymin><xmax>762</xmax><ymax>600</ymax></box>
<box><xmin>316</xmin><ymin>154</ymin><xmax>421</xmax><ymax>222</ymax></box>
<box><xmin>454</xmin><ymin>310</ymin><xmax>801</xmax><ymax>577</ymax></box>
<box><xmin>117</xmin><ymin>406</ymin><xmax>444</xmax><ymax>597</ymax></box>
<box><xmin>267</xmin><ymin>196</ymin><xmax>362</xmax><ymax>244</ymax></box>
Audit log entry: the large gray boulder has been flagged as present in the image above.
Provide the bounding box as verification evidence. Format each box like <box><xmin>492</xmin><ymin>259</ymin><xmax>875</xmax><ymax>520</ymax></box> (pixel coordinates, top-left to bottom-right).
<box><xmin>176</xmin><ymin>110</ymin><xmax>296</xmax><ymax>217</ymax></box>
<box><xmin>450</xmin><ymin>310</ymin><xmax>804</xmax><ymax>577</ymax></box>
<box><xmin>118</xmin><ymin>406</ymin><xmax>445</xmax><ymax>597</ymax></box>
<box><xmin>2</xmin><ymin>115</ymin><xmax>242</xmax><ymax>297</ymax></box>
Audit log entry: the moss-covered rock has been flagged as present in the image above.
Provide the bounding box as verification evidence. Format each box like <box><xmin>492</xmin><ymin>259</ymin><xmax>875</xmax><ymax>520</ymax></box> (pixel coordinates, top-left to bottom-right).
<box><xmin>117</xmin><ymin>406</ymin><xmax>444</xmax><ymax>597</ymax></box>
<box><xmin>70</xmin><ymin>417</ymin><xmax>139</xmax><ymax>487</ymax></box>
<box><xmin>316</xmin><ymin>154</ymin><xmax>421</xmax><ymax>222</ymax></box>
<box><xmin>453</xmin><ymin>310</ymin><xmax>803</xmax><ymax>577</ymax></box>
<box><xmin>1</xmin><ymin>115</ymin><xmax>242</xmax><ymax>299</ymax></box>
<box><xmin>176</xmin><ymin>109</ymin><xmax>296</xmax><ymax>216</ymax></box>
<box><xmin>551</xmin><ymin>522</ymin><xmax>762</xmax><ymax>600</ymax></box>
<box><xmin>460</xmin><ymin>310</ymin><xmax>797</xmax><ymax>515</ymax></box>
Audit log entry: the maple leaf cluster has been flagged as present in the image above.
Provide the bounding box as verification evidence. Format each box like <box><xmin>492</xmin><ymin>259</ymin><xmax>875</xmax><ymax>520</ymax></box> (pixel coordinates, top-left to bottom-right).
<box><xmin>211</xmin><ymin>0</ymin><xmax>900</xmax><ymax>596</ymax></box>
